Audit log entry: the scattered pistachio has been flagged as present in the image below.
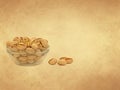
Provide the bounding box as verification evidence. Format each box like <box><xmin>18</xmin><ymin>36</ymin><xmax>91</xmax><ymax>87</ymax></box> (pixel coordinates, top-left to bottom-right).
<box><xmin>57</xmin><ymin>59</ymin><xmax>67</xmax><ymax>66</ymax></box>
<box><xmin>48</xmin><ymin>58</ymin><xmax>57</xmax><ymax>65</ymax></box>
<box><xmin>65</xmin><ymin>58</ymin><xmax>73</xmax><ymax>64</ymax></box>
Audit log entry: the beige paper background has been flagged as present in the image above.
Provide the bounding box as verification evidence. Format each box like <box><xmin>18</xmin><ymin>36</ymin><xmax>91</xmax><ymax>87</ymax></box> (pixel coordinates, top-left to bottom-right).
<box><xmin>0</xmin><ymin>0</ymin><xmax>120</xmax><ymax>90</ymax></box>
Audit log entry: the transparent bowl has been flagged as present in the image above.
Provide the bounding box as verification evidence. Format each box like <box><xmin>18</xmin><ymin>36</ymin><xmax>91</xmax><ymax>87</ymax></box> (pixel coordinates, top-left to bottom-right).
<box><xmin>7</xmin><ymin>48</ymin><xmax>49</xmax><ymax>66</ymax></box>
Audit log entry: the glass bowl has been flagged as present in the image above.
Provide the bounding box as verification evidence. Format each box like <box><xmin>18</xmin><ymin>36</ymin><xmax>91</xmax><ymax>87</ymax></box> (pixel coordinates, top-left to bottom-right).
<box><xmin>7</xmin><ymin>47</ymin><xmax>49</xmax><ymax>66</ymax></box>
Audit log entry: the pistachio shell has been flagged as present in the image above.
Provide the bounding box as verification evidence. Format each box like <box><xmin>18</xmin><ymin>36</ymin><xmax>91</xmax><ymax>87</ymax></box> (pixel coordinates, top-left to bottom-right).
<box><xmin>40</xmin><ymin>48</ymin><xmax>47</xmax><ymax>51</ymax></box>
<box><xmin>48</xmin><ymin>58</ymin><xmax>57</xmax><ymax>65</ymax></box>
<box><xmin>20</xmin><ymin>37</ymin><xmax>24</xmax><ymax>42</ymax></box>
<box><xmin>31</xmin><ymin>43</ymin><xmax>39</xmax><ymax>50</ymax></box>
<box><xmin>17</xmin><ymin>43</ymin><xmax>26</xmax><ymax>50</ymax></box>
<box><xmin>32</xmin><ymin>38</ymin><xmax>41</xmax><ymax>43</ymax></box>
<box><xmin>13</xmin><ymin>37</ymin><xmax>21</xmax><ymax>42</ymax></box>
<box><xmin>26</xmin><ymin>41</ymin><xmax>31</xmax><ymax>47</ymax></box>
<box><xmin>27</xmin><ymin>55</ymin><xmax>37</xmax><ymax>60</ymax></box>
<box><xmin>35</xmin><ymin>50</ymin><xmax>42</xmax><ymax>56</ymax></box>
<box><xmin>18</xmin><ymin>56</ymin><xmax>27</xmax><ymax>61</ymax></box>
<box><xmin>10</xmin><ymin>41</ymin><xmax>18</xmax><ymax>46</ymax></box>
<box><xmin>19</xmin><ymin>51</ymin><xmax>27</xmax><ymax>56</ymax></box>
<box><xmin>65</xmin><ymin>58</ymin><xmax>73</xmax><ymax>64</ymax></box>
<box><xmin>25</xmin><ymin>47</ymin><xmax>36</xmax><ymax>54</ymax></box>
<box><xmin>35</xmin><ymin>56</ymin><xmax>41</xmax><ymax>61</ymax></box>
<box><xmin>57</xmin><ymin>59</ymin><xmax>67</xmax><ymax>66</ymax></box>
<box><xmin>40</xmin><ymin>39</ymin><xmax>49</xmax><ymax>48</ymax></box>
<box><xmin>27</xmin><ymin>55</ymin><xmax>37</xmax><ymax>64</ymax></box>
<box><xmin>9</xmin><ymin>46</ymin><xmax>18</xmax><ymax>52</ymax></box>
<box><xmin>23</xmin><ymin>37</ymin><xmax>30</xmax><ymax>42</ymax></box>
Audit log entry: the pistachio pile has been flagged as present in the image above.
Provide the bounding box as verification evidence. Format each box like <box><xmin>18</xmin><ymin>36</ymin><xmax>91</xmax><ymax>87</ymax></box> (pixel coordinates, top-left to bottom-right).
<box><xmin>48</xmin><ymin>57</ymin><xmax>73</xmax><ymax>66</ymax></box>
<box><xmin>6</xmin><ymin>37</ymin><xmax>49</xmax><ymax>65</ymax></box>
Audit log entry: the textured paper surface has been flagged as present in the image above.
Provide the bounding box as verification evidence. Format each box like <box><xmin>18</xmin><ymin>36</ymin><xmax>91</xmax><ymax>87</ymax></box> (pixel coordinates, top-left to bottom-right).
<box><xmin>0</xmin><ymin>0</ymin><xmax>120</xmax><ymax>90</ymax></box>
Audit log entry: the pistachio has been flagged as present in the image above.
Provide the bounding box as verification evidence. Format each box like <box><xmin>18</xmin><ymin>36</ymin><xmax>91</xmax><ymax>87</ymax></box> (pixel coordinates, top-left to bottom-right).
<box><xmin>48</xmin><ymin>58</ymin><xmax>57</xmax><ymax>65</ymax></box>
<box><xmin>9</xmin><ymin>46</ymin><xmax>18</xmax><ymax>52</ymax></box>
<box><xmin>20</xmin><ymin>37</ymin><xmax>24</xmax><ymax>42</ymax></box>
<box><xmin>31</xmin><ymin>38</ymin><xmax>41</xmax><ymax>45</ymax></box>
<box><xmin>27</xmin><ymin>55</ymin><xmax>37</xmax><ymax>64</ymax></box>
<box><xmin>31</xmin><ymin>43</ymin><xmax>39</xmax><ymax>50</ymax></box>
<box><xmin>27</xmin><ymin>55</ymin><xmax>37</xmax><ymax>60</ymax></box>
<box><xmin>23</xmin><ymin>37</ymin><xmax>30</xmax><ymax>42</ymax></box>
<box><xmin>40</xmin><ymin>39</ymin><xmax>49</xmax><ymax>48</ymax></box>
<box><xmin>57</xmin><ymin>59</ymin><xmax>67</xmax><ymax>66</ymax></box>
<box><xmin>65</xmin><ymin>58</ymin><xmax>73</xmax><ymax>64</ymax></box>
<box><xmin>18</xmin><ymin>56</ymin><xmax>27</xmax><ymax>62</ymax></box>
<box><xmin>26</xmin><ymin>41</ymin><xmax>31</xmax><ymax>47</ymax></box>
<box><xmin>10</xmin><ymin>41</ymin><xmax>18</xmax><ymax>46</ymax></box>
<box><xmin>17</xmin><ymin>43</ymin><xmax>26</xmax><ymax>50</ymax></box>
<box><xmin>6</xmin><ymin>41</ymin><xmax>18</xmax><ymax>52</ymax></box>
<box><xmin>36</xmin><ymin>56</ymin><xmax>41</xmax><ymax>60</ymax></box>
<box><xmin>19</xmin><ymin>51</ymin><xmax>27</xmax><ymax>56</ymax></box>
<box><xmin>35</xmin><ymin>50</ymin><xmax>42</xmax><ymax>57</ymax></box>
<box><xmin>38</xmin><ymin>44</ymin><xmax>48</xmax><ymax>51</ymax></box>
<box><xmin>25</xmin><ymin>47</ymin><xmax>36</xmax><ymax>54</ymax></box>
<box><xmin>13</xmin><ymin>37</ymin><xmax>21</xmax><ymax>42</ymax></box>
